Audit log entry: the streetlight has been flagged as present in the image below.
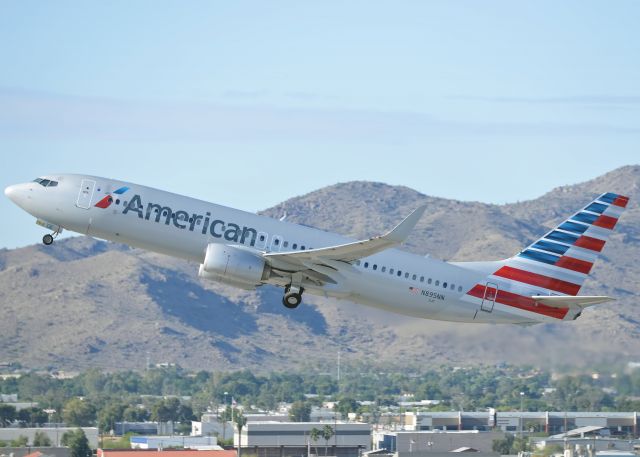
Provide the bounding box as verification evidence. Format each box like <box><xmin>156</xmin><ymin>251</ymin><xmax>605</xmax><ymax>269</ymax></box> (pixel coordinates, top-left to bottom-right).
<box><xmin>223</xmin><ymin>392</ymin><xmax>229</xmax><ymax>442</ymax></box>
<box><xmin>519</xmin><ymin>392</ymin><xmax>525</xmax><ymax>438</ymax></box>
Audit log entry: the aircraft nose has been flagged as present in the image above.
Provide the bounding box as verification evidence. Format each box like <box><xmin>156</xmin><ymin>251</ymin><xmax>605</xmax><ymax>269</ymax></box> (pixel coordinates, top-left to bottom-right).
<box><xmin>4</xmin><ymin>184</ymin><xmax>18</xmax><ymax>202</ymax></box>
<box><xmin>5</xmin><ymin>183</ymin><xmax>27</xmax><ymax>206</ymax></box>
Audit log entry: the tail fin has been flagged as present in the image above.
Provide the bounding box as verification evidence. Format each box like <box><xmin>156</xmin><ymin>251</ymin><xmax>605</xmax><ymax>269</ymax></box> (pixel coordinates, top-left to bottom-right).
<box><xmin>465</xmin><ymin>193</ymin><xmax>629</xmax><ymax>322</ymax></box>
<box><xmin>499</xmin><ymin>192</ymin><xmax>629</xmax><ymax>297</ymax></box>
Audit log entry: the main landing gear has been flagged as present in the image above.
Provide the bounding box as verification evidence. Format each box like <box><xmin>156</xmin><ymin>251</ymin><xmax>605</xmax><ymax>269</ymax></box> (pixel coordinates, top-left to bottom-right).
<box><xmin>282</xmin><ymin>272</ymin><xmax>304</xmax><ymax>309</ymax></box>
<box><xmin>283</xmin><ymin>285</ymin><xmax>304</xmax><ymax>309</ymax></box>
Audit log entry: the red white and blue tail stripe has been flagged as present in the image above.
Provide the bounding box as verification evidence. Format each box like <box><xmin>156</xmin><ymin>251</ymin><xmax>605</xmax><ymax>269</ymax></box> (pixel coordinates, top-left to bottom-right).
<box><xmin>466</xmin><ymin>193</ymin><xmax>629</xmax><ymax>321</ymax></box>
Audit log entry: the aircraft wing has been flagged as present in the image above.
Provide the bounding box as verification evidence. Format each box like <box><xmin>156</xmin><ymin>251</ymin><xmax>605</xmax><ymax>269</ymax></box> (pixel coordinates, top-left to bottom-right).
<box><xmin>263</xmin><ymin>205</ymin><xmax>427</xmax><ymax>272</ymax></box>
<box><xmin>531</xmin><ymin>295</ymin><xmax>615</xmax><ymax>309</ymax></box>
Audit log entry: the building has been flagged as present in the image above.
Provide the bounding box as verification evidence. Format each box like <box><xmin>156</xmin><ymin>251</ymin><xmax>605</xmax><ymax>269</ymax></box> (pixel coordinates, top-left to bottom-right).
<box><xmin>403</xmin><ymin>412</ymin><xmax>639</xmax><ymax>437</ymax></box>
<box><xmin>373</xmin><ymin>430</ymin><xmax>504</xmax><ymax>454</ymax></box>
<box><xmin>0</xmin><ymin>427</ymin><xmax>99</xmax><ymax>448</ymax></box>
<box><xmin>130</xmin><ymin>436</ymin><xmax>220</xmax><ymax>450</ymax></box>
<box><xmin>237</xmin><ymin>421</ymin><xmax>371</xmax><ymax>457</ymax></box>
<box><xmin>98</xmin><ymin>450</ymin><xmax>235</xmax><ymax>457</ymax></box>
<box><xmin>114</xmin><ymin>422</ymin><xmax>174</xmax><ymax>436</ymax></box>
<box><xmin>192</xmin><ymin>414</ymin><xmax>236</xmax><ymax>439</ymax></box>
<box><xmin>532</xmin><ymin>426</ymin><xmax>640</xmax><ymax>453</ymax></box>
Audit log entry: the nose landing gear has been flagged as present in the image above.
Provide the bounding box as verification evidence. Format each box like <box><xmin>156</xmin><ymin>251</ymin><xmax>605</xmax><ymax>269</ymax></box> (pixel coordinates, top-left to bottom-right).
<box><xmin>41</xmin><ymin>226</ymin><xmax>62</xmax><ymax>246</ymax></box>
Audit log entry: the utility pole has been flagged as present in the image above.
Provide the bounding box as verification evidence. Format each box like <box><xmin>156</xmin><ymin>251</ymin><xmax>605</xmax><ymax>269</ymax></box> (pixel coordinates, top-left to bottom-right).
<box><xmin>520</xmin><ymin>392</ymin><xmax>525</xmax><ymax>438</ymax></box>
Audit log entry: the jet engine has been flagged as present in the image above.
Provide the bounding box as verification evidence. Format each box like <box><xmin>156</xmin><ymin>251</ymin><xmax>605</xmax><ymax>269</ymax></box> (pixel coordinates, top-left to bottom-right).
<box><xmin>199</xmin><ymin>243</ymin><xmax>270</xmax><ymax>289</ymax></box>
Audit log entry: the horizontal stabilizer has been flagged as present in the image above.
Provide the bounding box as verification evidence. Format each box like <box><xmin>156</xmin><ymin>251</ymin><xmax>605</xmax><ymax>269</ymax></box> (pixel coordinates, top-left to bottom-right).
<box><xmin>531</xmin><ymin>295</ymin><xmax>615</xmax><ymax>309</ymax></box>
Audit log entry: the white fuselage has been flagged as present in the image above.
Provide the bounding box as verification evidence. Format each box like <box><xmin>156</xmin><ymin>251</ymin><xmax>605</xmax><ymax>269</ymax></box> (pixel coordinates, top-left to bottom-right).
<box><xmin>5</xmin><ymin>174</ymin><xmax>547</xmax><ymax>324</ymax></box>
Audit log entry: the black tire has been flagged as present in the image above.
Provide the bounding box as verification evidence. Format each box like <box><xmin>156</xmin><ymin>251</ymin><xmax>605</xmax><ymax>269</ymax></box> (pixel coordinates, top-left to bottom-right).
<box><xmin>43</xmin><ymin>234</ymin><xmax>54</xmax><ymax>245</ymax></box>
<box><xmin>282</xmin><ymin>292</ymin><xmax>301</xmax><ymax>309</ymax></box>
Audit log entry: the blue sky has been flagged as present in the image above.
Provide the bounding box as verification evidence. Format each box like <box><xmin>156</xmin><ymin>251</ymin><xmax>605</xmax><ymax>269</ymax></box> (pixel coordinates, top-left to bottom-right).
<box><xmin>1</xmin><ymin>1</ymin><xmax>639</xmax><ymax>248</ymax></box>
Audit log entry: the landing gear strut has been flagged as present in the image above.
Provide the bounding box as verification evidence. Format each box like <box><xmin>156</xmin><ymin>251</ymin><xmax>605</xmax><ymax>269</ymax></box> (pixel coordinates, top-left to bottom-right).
<box><xmin>282</xmin><ymin>272</ymin><xmax>304</xmax><ymax>309</ymax></box>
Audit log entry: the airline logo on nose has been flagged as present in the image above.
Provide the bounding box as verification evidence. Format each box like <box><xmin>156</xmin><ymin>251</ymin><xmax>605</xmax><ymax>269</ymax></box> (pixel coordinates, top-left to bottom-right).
<box><xmin>95</xmin><ymin>186</ymin><xmax>129</xmax><ymax>209</ymax></box>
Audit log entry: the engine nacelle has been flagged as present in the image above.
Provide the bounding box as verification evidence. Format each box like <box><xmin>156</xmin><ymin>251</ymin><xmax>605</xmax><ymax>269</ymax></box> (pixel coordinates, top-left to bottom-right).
<box><xmin>199</xmin><ymin>243</ymin><xmax>270</xmax><ymax>287</ymax></box>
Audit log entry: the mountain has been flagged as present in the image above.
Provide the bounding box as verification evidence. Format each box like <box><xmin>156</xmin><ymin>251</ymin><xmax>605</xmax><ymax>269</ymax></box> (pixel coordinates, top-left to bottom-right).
<box><xmin>1</xmin><ymin>166</ymin><xmax>639</xmax><ymax>372</ymax></box>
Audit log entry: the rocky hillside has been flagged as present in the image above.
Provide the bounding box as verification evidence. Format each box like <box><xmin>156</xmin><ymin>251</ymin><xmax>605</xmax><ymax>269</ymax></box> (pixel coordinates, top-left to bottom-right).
<box><xmin>1</xmin><ymin>165</ymin><xmax>639</xmax><ymax>371</ymax></box>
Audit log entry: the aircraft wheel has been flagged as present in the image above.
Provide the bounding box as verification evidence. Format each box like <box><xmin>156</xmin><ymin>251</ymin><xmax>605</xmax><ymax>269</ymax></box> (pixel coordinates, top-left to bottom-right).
<box><xmin>43</xmin><ymin>234</ymin><xmax>54</xmax><ymax>245</ymax></box>
<box><xmin>282</xmin><ymin>292</ymin><xmax>302</xmax><ymax>309</ymax></box>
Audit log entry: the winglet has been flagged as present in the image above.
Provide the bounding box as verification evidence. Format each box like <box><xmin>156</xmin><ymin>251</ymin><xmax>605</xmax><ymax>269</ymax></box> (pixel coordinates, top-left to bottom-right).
<box><xmin>383</xmin><ymin>204</ymin><xmax>427</xmax><ymax>243</ymax></box>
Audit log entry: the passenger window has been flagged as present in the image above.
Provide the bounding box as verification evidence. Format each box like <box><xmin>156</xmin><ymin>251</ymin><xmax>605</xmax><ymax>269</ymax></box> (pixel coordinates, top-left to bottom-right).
<box><xmin>390</xmin><ymin>269</ymin><xmax>394</xmax><ymax>274</ymax></box>
<box><xmin>356</xmin><ymin>260</ymin><xmax>361</xmax><ymax>266</ymax></box>
<box><xmin>412</xmin><ymin>274</ymin><xmax>417</xmax><ymax>280</ymax></box>
<box><xmin>381</xmin><ymin>266</ymin><xmax>386</xmax><ymax>272</ymax></box>
<box><xmin>450</xmin><ymin>284</ymin><xmax>455</xmax><ymax>290</ymax></box>
<box><xmin>284</xmin><ymin>241</ymin><xmax>289</xmax><ymax>248</ymax></box>
<box><xmin>428</xmin><ymin>278</ymin><xmax>432</xmax><ymax>284</ymax></box>
<box><xmin>443</xmin><ymin>282</ymin><xmax>447</xmax><ymax>288</ymax></box>
<box><xmin>373</xmin><ymin>264</ymin><xmax>377</xmax><ymax>271</ymax></box>
<box><xmin>397</xmin><ymin>270</ymin><xmax>402</xmax><ymax>277</ymax></box>
<box><xmin>275</xmin><ymin>239</ymin><xmax>280</xmax><ymax>245</ymax></box>
<box><xmin>293</xmin><ymin>243</ymin><xmax>298</xmax><ymax>249</ymax></box>
<box><xmin>405</xmin><ymin>272</ymin><xmax>409</xmax><ymax>279</ymax></box>
<box><xmin>420</xmin><ymin>276</ymin><xmax>424</xmax><ymax>282</ymax></box>
<box><xmin>458</xmin><ymin>286</ymin><xmax>463</xmax><ymax>292</ymax></box>
<box><xmin>301</xmin><ymin>245</ymin><xmax>306</xmax><ymax>250</ymax></box>
<box><xmin>364</xmin><ymin>262</ymin><xmax>369</xmax><ymax>268</ymax></box>
<box><xmin>435</xmin><ymin>280</ymin><xmax>440</xmax><ymax>286</ymax></box>
<box><xmin>259</xmin><ymin>235</ymin><xmax>265</xmax><ymax>241</ymax></box>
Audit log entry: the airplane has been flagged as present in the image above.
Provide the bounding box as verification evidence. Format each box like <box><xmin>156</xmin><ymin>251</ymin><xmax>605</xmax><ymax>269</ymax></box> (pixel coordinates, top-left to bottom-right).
<box><xmin>4</xmin><ymin>174</ymin><xmax>629</xmax><ymax>325</ymax></box>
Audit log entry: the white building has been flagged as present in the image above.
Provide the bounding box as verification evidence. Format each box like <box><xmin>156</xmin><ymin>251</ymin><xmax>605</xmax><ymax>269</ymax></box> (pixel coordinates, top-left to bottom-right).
<box><xmin>237</xmin><ymin>421</ymin><xmax>370</xmax><ymax>457</ymax></box>
<box><xmin>130</xmin><ymin>435</ymin><xmax>220</xmax><ymax>450</ymax></box>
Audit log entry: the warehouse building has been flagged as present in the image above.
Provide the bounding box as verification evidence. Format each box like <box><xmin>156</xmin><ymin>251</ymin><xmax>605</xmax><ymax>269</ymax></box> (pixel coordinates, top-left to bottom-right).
<box><xmin>237</xmin><ymin>421</ymin><xmax>371</xmax><ymax>457</ymax></box>
<box><xmin>0</xmin><ymin>427</ymin><xmax>98</xmax><ymax>448</ymax></box>
<box><xmin>403</xmin><ymin>412</ymin><xmax>638</xmax><ymax>436</ymax></box>
<box><xmin>373</xmin><ymin>430</ymin><xmax>504</xmax><ymax>454</ymax></box>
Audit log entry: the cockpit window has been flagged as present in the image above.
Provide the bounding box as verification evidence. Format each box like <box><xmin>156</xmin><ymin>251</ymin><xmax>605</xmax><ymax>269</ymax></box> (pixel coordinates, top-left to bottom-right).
<box><xmin>32</xmin><ymin>178</ymin><xmax>58</xmax><ymax>187</ymax></box>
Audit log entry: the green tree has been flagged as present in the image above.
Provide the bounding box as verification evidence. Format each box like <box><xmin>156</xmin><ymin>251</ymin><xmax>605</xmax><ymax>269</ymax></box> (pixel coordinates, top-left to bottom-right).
<box><xmin>18</xmin><ymin>407</ymin><xmax>48</xmax><ymax>426</ymax></box>
<box><xmin>289</xmin><ymin>401</ymin><xmax>311</xmax><ymax>422</ymax></box>
<box><xmin>321</xmin><ymin>425</ymin><xmax>334</xmax><ymax>456</ymax></box>
<box><xmin>63</xmin><ymin>398</ymin><xmax>97</xmax><ymax>427</ymax></box>
<box><xmin>61</xmin><ymin>429</ymin><xmax>91</xmax><ymax>457</ymax></box>
<box><xmin>98</xmin><ymin>402</ymin><xmax>127</xmax><ymax>433</ymax></box>
<box><xmin>309</xmin><ymin>427</ymin><xmax>322</xmax><ymax>456</ymax></box>
<box><xmin>122</xmin><ymin>405</ymin><xmax>149</xmax><ymax>422</ymax></box>
<box><xmin>10</xmin><ymin>435</ymin><xmax>29</xmax><ymax>447</ymax></box>
<box><xmin>33</xmin><ymin>431</ymin><xmax>52</xmax><ymax>447</ymax></box>
<box><xmin>151</xmin><ymin>397</ymin><xmax>180</xmax><ymax>422</ymax></box>
<box><xmin>336</xmin><ymin>397</ymin><xmax>358</xmax><ymax>419</ymax></box>
<box><xmin>492</xmin><ymin>435</ymin><xmax>514</xmax><ymax>455</ymax></box>
<box><xmin>0</xmin><ymin>404</ymin><xmax>16</xmax><ymax>427</ymax></box>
